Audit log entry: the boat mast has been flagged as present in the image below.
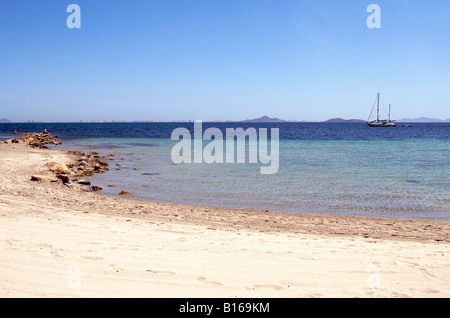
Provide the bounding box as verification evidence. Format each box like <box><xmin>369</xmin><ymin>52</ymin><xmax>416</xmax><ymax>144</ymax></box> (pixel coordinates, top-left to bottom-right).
<box><xmin>377</xmin><ymin>93</ymin><xmax>380</xmax><ymax>122</ymax></box>
<box><xmin>389</xmin><ymin>104</ymin><xmax>391</xmax><ymax>122</ymax></box>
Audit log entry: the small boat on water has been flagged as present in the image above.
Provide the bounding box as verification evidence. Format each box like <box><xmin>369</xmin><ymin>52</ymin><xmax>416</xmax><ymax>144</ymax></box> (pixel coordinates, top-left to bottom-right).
<box><xmin>367</xmin><ymin>93</ymin><xmax>397</xmax><ymax>127</ymax></box>
<box><xmin>402</xmin><ymin>124</ymin><xmax>413</xmax><ymax>127</ymax></box>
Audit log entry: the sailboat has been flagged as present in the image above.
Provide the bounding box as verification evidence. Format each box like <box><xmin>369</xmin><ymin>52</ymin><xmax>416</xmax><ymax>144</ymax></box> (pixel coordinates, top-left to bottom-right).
<box><xmin>367</xmin><ymin>93</ymin><xmax>397</xmax><ymax>127</ymax></box>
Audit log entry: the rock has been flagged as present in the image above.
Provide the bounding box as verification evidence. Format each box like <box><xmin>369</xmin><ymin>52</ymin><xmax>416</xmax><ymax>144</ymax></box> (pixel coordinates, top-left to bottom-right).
<box><xmin>48</xmin><ymin>162</ymin><xmax>70</xmax><ymax>175</ymax></box>
<box><xmin>24</xmin><ymin>137</ymin><xmax>36</xmax><ymax>143</ymax></box>
<box><xmin>56</xmin><ymin>174</ymin><xmax>70</xmax><ymax>183</ymax></box>
<box><xmin>6</xmin><ymin>130</ymin><xmax>63</xmax><ymax>148</ymax></box>
<box><xmin>119</xmin><ymin>190</ymin><xmax>130</xmax><ymax>195</ymax></box>
<box><xmin>98</xmin><ymin>161</ymin><xmax>109</xmax><ymax>167</ymax></box>
<box><xmin>107</xmin><ymin>185</ymin><xmax>117</xmax><ymax>187</ymax></box>
<box><xmin>31</xmin><ymin>175</ymin><xmax>59</xmax><ymax>182</ymax></box>
<box><xmin>67</xmin><ymin>151</ymin><xmax>85</xmax><ymax>157</ymax></box>
<box><xmin>78</xmin><ymin>179</ymin><xmax>91</xmax><ymax>185</ymax></box>
<box><xmin>90</xmin><ymin>186</ymin><xmax>102</xmax><ymax>192</ymax></box>
<box><xmin>30</xmin><ymin>175</ymin><xmax>43</xmax><ymax>182</ymax></box>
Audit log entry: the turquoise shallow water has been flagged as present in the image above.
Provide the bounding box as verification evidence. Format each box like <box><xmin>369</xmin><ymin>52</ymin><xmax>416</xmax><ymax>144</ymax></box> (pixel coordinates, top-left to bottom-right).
<box><xmin>62</xmin><ymin>137</ymin><xmax>450</xmax><ymax>222</ymax></box>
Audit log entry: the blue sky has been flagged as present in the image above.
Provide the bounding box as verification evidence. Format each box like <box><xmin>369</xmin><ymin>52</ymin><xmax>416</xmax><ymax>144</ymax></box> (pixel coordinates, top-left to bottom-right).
<box><xmin>0</xmin><ymin>0</ymin><xmax>449</xmax><ymax>122</ymax></box>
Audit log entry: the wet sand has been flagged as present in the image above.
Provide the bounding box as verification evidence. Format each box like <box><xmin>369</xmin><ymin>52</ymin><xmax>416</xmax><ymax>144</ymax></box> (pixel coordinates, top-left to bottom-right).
<box><xmin>0</xmin><ymin>143</ymin><xmax>449</xmax><ymax>297</ymax></box>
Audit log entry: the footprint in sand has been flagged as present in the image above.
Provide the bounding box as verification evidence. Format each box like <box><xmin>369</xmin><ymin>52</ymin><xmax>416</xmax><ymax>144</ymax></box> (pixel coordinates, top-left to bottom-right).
<box><xmin>196</xmin><ymin>276</ymin><xmax>223</xmax><ymax>286</ymax></box>
<box><xmin>3</xmin><ymin>239</ymin><xmax>20</xmax><ymax>248</ymax></box>
<box><xmin>105</xmin><ymin>264</ymin><xmax>126</xmax><ymax>274</ymax></box>
<box><xmin>81</xmin><ymin>256</ymin><xmax>105</xmax><ymax>261</ymax></box>
<box><xmin>423</xmin><ymin>288</ymin><xmax>440</xmax><ymax>295</ymax></box>
<box><xmin>252</xmin><ymin>284</ymin><xmax>284</xmax><ymax>291</ymax></box>
<box><xmin>304</xmin><ymin>293</ymin><xmax>324</xmax><ymax>298</ymax></box>
<box><xmin>34</xmin><ymin>243</ymin><xmax>63</xmax><ymax>258</ymax></box>
<box><xmin>146</xmin><ymin>269</ymin><xmax>177</xmax><ymax>276</ymax></box>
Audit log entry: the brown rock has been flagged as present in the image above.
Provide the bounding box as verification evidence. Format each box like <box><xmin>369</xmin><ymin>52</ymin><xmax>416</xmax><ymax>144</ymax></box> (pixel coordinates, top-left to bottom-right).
<box><xmin>30</xmin><ymin>175</ymin><xmax>43</xmax><ymax>181</ymax></box>
<box><xmin>90</xmin><ymin>186</ymin><xmax>102</xmax><ymax>192</ymax></box>
<box><xmin>48</xmin><ymin>162</ymin><xmax>70</xmax><ymax>175</ymax></box>
<box><xmin>98</xmin><ymin>161</ymin><xmax>109</xmax><ymax>167</ymax></box>
<box><xmin>56</xmin><ymin>174</ymin><xmax>70</xmax><ymax>183</ymax></box>
<box><xmin>68</xmin><ymin>151</ymin><xmax>85</xmax><ymax>157</ymax></box>
<box><xmin>119</xmin><ymin>190</ymin><xmax>130</xmax><ymax>195</ymax></box>
<box><xmin>78</xmin><ymin>179</ymin><xmax>91</xmax><ymax>185</ymax></box>
<box><xmin>31</xmin><ymin>175</ymin><xmax>59</xmax><ymax>182</ymax></box>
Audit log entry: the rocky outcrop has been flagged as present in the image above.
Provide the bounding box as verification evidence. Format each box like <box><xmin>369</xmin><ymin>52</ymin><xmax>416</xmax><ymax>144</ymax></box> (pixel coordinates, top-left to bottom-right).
<box><xmin>4</xmin><ymin>130</ymin><xmax>63</xmax><ymax>148</ymax></box>
<box><xmin>7</xmin><ymin>131</ymin><xmax>115</xmax><ymax>193</ymax></box>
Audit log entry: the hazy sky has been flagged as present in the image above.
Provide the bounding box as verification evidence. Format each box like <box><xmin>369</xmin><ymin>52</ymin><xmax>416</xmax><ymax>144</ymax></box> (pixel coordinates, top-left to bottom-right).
<box><xmin>1</xmin><ymin>0</ymin><xmax>449</xmax><ymax>122</ymax></box>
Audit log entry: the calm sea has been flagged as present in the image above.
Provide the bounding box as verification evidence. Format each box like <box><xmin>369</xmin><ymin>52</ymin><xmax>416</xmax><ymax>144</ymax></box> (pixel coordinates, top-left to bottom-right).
<box><xmin>1</xmin><ymin>122</ymin><xmax>449</xmax><ymax>222</ymax></box>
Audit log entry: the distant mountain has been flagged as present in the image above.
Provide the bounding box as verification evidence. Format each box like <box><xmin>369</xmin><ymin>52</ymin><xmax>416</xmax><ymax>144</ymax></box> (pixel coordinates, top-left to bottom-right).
<box><xmin>243</xmin><ymin>116</ymin><xmax>286</xmax><ymax>122</ymax></box>
<box><xmin>0</xmin><ymin>118</ymin><xmax>12</xmax><ymax>123</ymax></box>
<box><xmin>398</xmin><ymin>117</ymin><xmax>450</xmax><ymax>123</ymax></box>
<box><xmin>324</xmin><ymin>118</ymin><xmax>366</xmax><ymax>123</ymax></box>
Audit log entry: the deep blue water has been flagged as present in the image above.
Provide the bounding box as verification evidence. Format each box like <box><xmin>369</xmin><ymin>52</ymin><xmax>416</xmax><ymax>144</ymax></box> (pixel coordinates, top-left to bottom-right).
<box><xmin>1</xmin><ymin>122</ymin><xmax>449</xmax><ymax>221</ymax></box>
<box><xmin>0</xmin><ymin>122</ymin><xmax>449</xmax><ymax>141</ymax></box>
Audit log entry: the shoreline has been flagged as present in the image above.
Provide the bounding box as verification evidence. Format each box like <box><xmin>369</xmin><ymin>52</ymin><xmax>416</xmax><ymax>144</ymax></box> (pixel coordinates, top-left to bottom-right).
<box><xmin>1</xmin><ymin>140</ymin><xmax>449</xmax><ymax>297</ymax></box>
<box><xmin>2</xmin><ymin>140</ymin><xmax>449</xmax><ymax>243</ymax></box>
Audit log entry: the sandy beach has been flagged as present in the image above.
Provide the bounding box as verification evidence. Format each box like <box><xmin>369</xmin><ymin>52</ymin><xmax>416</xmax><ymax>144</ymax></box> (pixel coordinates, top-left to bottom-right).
<box><xmin>0</xmin><ymin>142</ymin><xmax>449</xmax><ymax>298</ymax></box>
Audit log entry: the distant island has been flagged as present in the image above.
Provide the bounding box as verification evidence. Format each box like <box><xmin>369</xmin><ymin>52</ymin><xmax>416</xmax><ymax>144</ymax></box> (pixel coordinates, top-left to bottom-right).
<box><xmin>324</xmin><ymin>118</ymin><xmax>366</xmax><ymax>123</ymax></box>
<box><xmin>242</xmin><ymin>116</ymin><xmax>286</xmax><ymax>122</ymax></box>
<box><xmin>398</xmin><ymin>117</ymin><xmax>450</xmax><ymax>123</ymax></box>
<box><xmin>3</xmin><ymin>116</ymin><xmax>449</xmax><ymax>124</ymax></box>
